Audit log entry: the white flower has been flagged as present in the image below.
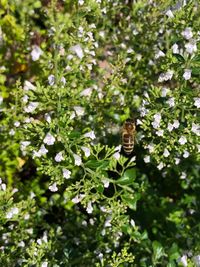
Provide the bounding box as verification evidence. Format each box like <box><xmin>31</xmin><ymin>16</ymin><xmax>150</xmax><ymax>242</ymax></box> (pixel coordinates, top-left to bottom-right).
<box><xmin>70</xmin><ymin>111</ymin><xmax>76</xmax><ymax>120</ymax></box>
<box><xmin>44</xmin><ymin>113</ymin><xmax>52</xmax><ymax>123</ymax></box>
<box><xmin>31</xmin><ymin>45</ymin><xmax>43</xmax><ymax>61</ymax></box>
<box><xmin>72</xmin><ymin>193</ymin><xmax>85</xmax><ymax>204</ymax></box>
<box><xmin>81</xmin><ymin>146</ymin><xmax>90</xmax><ymax>157</ymax></box>
<box><xmin>24</xmin><ymin>102</ymin><xmax>39</xmax><ymax>113</ymax></box>
<box><xmin>152</xmin><ymin>113</ymin><xmax>161</xmax><ymax>129</ymax></box>
<box><xmin>114</xmin><ymin>145</ymin><xmax>122</xmax><ymax>152</ymax></box>
<box><xmin>1</xmin><ymin>183</ymin><xmax>6</xmax><ymax>191</ymax></box>
<box><xmin>173</xmin><ymin>120</ymin><xmax>180</xmax><ymax>129</ymax></box>
<box><xmin>78</xmin><ymin>0</ymin><xmax>84</xmax><ymax>5</ymax></box>
<box><xmin>43</xmin><ymin>133</ymin><xmax>55</xmax><ymax>145</ymax></box>
<box><xmin>183</xmin><ymin>151</ymin><xmax>190</xmax><ymax>158</ymax></box>
<box><xmin>194</xmin><ymin>97</ymin><xmax>200</xmax><ymax>108</ymax></box>
<box><xmin>48</xmin><ymin>75</ymin><xmax>55</xmax><ymax>86</ymax></box>
<box><xmin>155</xmin><ymin>50</ymin><xmax>165</xmax><ymax>59</ymax></box>
<box><xmin>175</xmin><ymin>157</ymin><xmax>180</xmax><ymax>165</ymax></box>
<box><xmin>55</xmin><ymin>152</ymin><xmax>64</xmax><ymax>162</ymax></box>
<box><xmin>70</xmin><ymin>44</ymin><xmax>84</xmax><ymax>59</ymax></box>
<box><xmin>73</xmin><ymin>106</ymin><xmax>85</xmax><ymax>116</ymax></box>
<box><xmin>113</xmin><ymin>152</ymin><xmax>120</xmax><ymax>160</ymax></box>
<box><xmin>130</xmin><ymin>219</ymin><xmax>135</xmax><ymax>227</ymax></box>
<box><xmin>24</xmin><ymin>80</ymin><xmax>36</xmax><ymax>91</ymax></box>
<box><xmin>161</xmin><ymin>87</ymin><xmax>169</xmax><ymax>97</ymax></box>
<box><xmin>167</xmin><ymin>123</ymin><xmax>174</xmax><ymax>132</ymax></box>
<box><xmin>147</xmin><ymin>143</ymin><xmax>155</xmax><ymax>153</ymax></box>
<box><xmin>179</xmin><ymin>255</ymin><xmax>187</xmax><ymax>266</ymax></box>
<box><xmin>144</xmin><ymin>155</ymin><xmax>150</xmax><ymax>163</ymax></box>
<box><xmin>157</xmin><ymin>162</ymin><xmax>164</xmax><ymax>170</ymax></box>
<box><xmin>84</xmin><ymin>130</ymin><xmax>96</xmax><ymax>140</ymax></box>
<box><xmin>102</xmin><ymin>179</ymin><xmax>109</xmax><ymax>188</ymax></box>
<box><xmin>172</xmin><ymin>43</ymin><xmax>179</xmax><ymax>54</ymax></box>
<box><xmin>178</xmin><ymin>136</ymin><xmax>187</xmax><ymax>145</ymax></box>
<box><xmin>41</xmin><ymin>261</ymin><xmax>48</xmax><ymax>267</ymax></box>
<box><xmin>104</xmin><ymin>216</ymin><xmax>112</xmax><ymax>227</ymax></box>
<box><xmin>49</xmin><ymin>182</ymin><xmax>58</xmax><ymax>192</ymax></box>
<box><xmin>6</xmin><ymin>207</ymin><xmax>19</xmax><ymax>219</ymax></box>
<box><xmin>80</xmin><ymin>87</ymin><xmax>93</xmax><ymax>97</ymax></box>
<box><xmin>193</xmin><ymin>255</ymin><xmax>200</xmax><ymax>266</ymax></box>
<box><xmin>183</xmin><ymin>69</ymin><xmax>191</xmax><ymax>80</ymax></box>
<box><xmin>163</xmin><ymin>148</ymin><xmax>170</xmax><ymax>157</ymax></box>
<box><xmin>38</xmin><ymin>145</ymin><xmax>48</xmax><ymax>156</ymax></box>
<box><xmin>9</xmin><ymin>129</ymin><xmax>15</xmax><ymax>135</ymax></box>
<box><xmin>166</xmin><ymin>9</ymin><xmax>174</xmax><ymax>18</ymax></box>
<box><xmin>156</xmin><ymin>129</ymin><xmax>164</xmax><ymax>136</ymax></box>
<box><xmin>20</xmin><ymin>141</ymin><xmax>31</xmax><ymax>152</ymax></box>
<box><xmin>182</xmin><ymin>27</ymin><xmax>193</xmax><ymax>40</ymax></box>
<box><xmin>62</xmin><ymin>168</ymin><xmax>71</xmax><ymax>179</ymax></box>
<box><xmin>73</xmin><ymin>154</ymin><xmax>82</xmax><ymax>166</ymax></box>
<box><xmin>14</xmin><ymin>121</ymin><xmax>20</xmax><ymax>127</ymax></box>
<box><xmin>60</xmin><ymin>77</ymin><xmax>66</xmax><ymax>85</ymax></box>
<box><xmin>191</xmin><ymin>123</ymin><xmax>200</xmax><ymax>136</ymax></box>
<box><xmin>86</xmin><ymin>202</ymin><xmax>93</xmax><ymax>214</ymax></box>
<box><xmin>0</xmin><ymin>95</ymin><xmax>3</xmax><ymax>104</ymax></box>
<box><xmin>166</xmin><ymin>97</ymin><xmax>175</xmax><ymax>107</ymax></box>
<box><xmin>158</xmin><ymin>70</ymin><xmax>174</xmax><ymax>82</ymax></box>
<box><xmin>136</xmin><ymin>54</ymin><xmax>142</xmax><ymax>61</ymax></box>
<box><xmin>185</xmin><ymin>41</ymin><xmax>197</xmax><ymax>54</ymax></box>
<box><xmin>22</xmin><ymin>95</ymin><xmax>29</xmax><ymax>103</ymax></box>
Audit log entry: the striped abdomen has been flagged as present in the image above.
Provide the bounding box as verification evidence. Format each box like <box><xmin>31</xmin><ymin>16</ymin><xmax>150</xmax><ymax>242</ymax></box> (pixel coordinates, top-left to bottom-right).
<box><xmin>122</xmin><ymin>133</ymin><xmax>134</xmax><ymax>155</ymax></box>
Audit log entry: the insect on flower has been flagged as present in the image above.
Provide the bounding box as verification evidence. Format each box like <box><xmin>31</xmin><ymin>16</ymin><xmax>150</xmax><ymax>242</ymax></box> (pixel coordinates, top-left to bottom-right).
<box><xmin>122</xmin><ymin>119</ymin><xmax>136</xmax><ymax>155</ymax></box>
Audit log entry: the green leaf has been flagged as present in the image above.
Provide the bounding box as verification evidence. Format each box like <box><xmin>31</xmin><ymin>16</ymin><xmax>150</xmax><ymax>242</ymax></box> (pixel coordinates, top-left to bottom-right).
<box><xmin>173</xmin><ymin>54</ymin><xmax>185</xmax><ymax>63</ymax></box>
<box><xmin>191</xmin><ymin>54</ymin><xmax>200</xmax><ymax>62</ymax></box>
<box><xmin>116</xmin><ymin>168</ymin><xmax>136</xmax><ymax>185</ymax></box>
<box><xmin>96</xmin><ymin>184</ymin><xmax>104</xmax><ymax>193</ymax></box>
<box><xmin>68</xmin><ymin>131</ymin><xmax>81</xmax><ymax>139</ymax></box>
<box><xmin>85</xmin><ymin>160</ymin><xmax>109</xmax><ymax>170</ymax></box>
<box><xmin>121</xmin><ymin>193</ymin><xmax>139</xmax><ymax>210</ymax></box>
<box><xmin>152</xmin><ymin>241</ymin><xmax>164</xmax><ymax>263</ymax></box>
<box><xmin>168</xmin><ymin>243</ymin><xmax>180</xmax><ymax>261</ymax></box>
<box><xmin>192</xmin><ymin>67</ymin><xmax>200</xmax><ymax>75</ymax></box>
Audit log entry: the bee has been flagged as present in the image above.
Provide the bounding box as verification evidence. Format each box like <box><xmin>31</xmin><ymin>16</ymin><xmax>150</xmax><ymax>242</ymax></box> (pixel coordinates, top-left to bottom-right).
<box><xmin>122</xmin><ymin>119</ymin><xmax>136</xmax><ymax>155</ymax></box>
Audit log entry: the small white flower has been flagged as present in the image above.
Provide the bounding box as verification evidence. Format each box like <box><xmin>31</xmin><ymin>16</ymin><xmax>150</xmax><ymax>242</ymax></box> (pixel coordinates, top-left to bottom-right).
<box><xmin>136</xmin><ymin>54</ymin><xmax>142</xmax><ymax>61</ymax></box>
<box><xmin>178</xmin><ymin>136</ymin><xmax>187</xmax><ymax>145</ymax></box>
<box><xmin>84</xmin><ymin>130</ymin><xmax>96</xmax><ymax>140</ymax></box>
<box><xmin>6</xmin><ymin>207</ymin><xmax>19</xmax><ymax>219</ymax></box>
<box><xmin>81</xmin><ymin>146</ymin><xmax>90</xmax><ymax>157</ymax></box>
<box><xmin>80</xmin><ymin>87</ymin><xmax>93</xmax><ymax>97</ymax></box>
<box><xmin>152</xmin><ymin>113</ymin><xmax>162</xmax><ymax>129</ymax></box>
<box><xmin>86</xmin><ymin>202</ymin><xmax>93</xmax><ymax>214</ymax></box>
<box><xmin>18</xmin><ymin>241</ymin><xmax>25</xmax><ymax>247</ymax></box>
<box><xmin>48</xmin><ymin>75</ymin><xmax>55</xmax><ymax>86</ymax></box>
<box><xmin>130</xmin><ymin>219</ymin><xmax>135</xmax><ymax>227</ymax></box>
<box><xmin>144</xmin><ymin>155</ymin><xmax>150</xmax><ymax>163</ymax></box>
<box><xmin>113</xmin><ymin>152</ymin><xmax>120</xmax><ymax>160</ymax></box>
<box><xmin>41</xmin><ymin>261</ymin><xmax>48</xmax><ymax>267</ymax></box>
<box><xmin>20</xmin><ymin>141</ymin><xmax>31</xmax><ymax>152</ymax></box>
<box><xmin>72</xmin><ymin>194</ymin><xmax>85</xmax><ymax>204</ymax></box>
<box><xmin>70</xmin><ymin>111</ymin><xmax>76</xmax><ymax>120</ymax></box>
<box><xmin>175</xmin><ymin>157</ymin><xmax>180</xmax><ymax>165</ymax></box>
<box><xmin>167</xmin><ymin>123</ymin><xmax>174</xmax><ymax>132</ymax></box>
<box><xmin>31</xmin><ymin>45</ymin><xmax>43</xmax><ymax>61</ymax></box>
<box><xmin>155</xmin><ymin>50</ymin><xmax>165</xmax><ymax>59</ymax></box>
<box><xmin>156</xmin><ymin>129</ymin><xmax>164</xmax><ymax>136</ymax></box>
<box><xmin>22</xmin><ymin>95</ymin><xmax>29</xmax><ymax>103</ymax></box>
<box><xmin>14</xmin><ymin>121</ymin><xmax>20</xmax><ymax>127</ymax></box>
<box><xmin>185</xmin><ymin>41</ymin><xmax>197</xmax><ymax>54</ymax></box>
<box><xmin>73</xmin><ymin>106</ymin><xmax>85</xmax><ymax>116</ymax></box>
<box><xmin>24</xmin><ymin>80</ymin><xmax>36</xmax><ymax>91</ymax></box>
<box><xmin>44</xmin><ymin>113</ymin><xmax>52</xmax><ymax>123</ymax></box>
<box><xmin>24</xmin><ymin>102</ymin><xmax>39</xmax><ymax>113</ymax></box>
<box><xmin>60</xmin><ymin>77</ymin><xmax>66</xmax><ymax>85</ymax></box>
<box><xmin>73</xmin><ymin>154</ymin><xmax>82</xmax><ymax>166</ymax></box>
<box><xmin>43</xmin><ymin>133</ymin><xmax>55</xmax><ymax>145</ymax></box>
<box><xmin>114</xmin><ymin>145</ymin><xmax>122</xmax><ymax>152</ymax></box>
<box><xmin>70</xmin><ymin>44</ymin><xmax>84</xmax><ymax>59</ymax></box>
<box><xmin>62</xmin><ymin>168</ymin><xmax>71</xmax><ymax>179</ymax></box>
<box><xmin>38</xmin><ymin>145</ymin><xmax>48</xmax><ymax>156</ymax></box>
<box><xmin>166</xmin><ymin>97</ymin><xmax>175</xmax><ymax>107</ymax></box>
<box><xmin>163</xmin><ymin>148</ymin><xmax>170</xmax><ymax>157</ymax></box>
<box><xmin>147</xmin><ymin>143</ymin><xmax>155</xmax><ymax>153</ymax></box>
<box><xmin>183</xmin><ymin>69</ymin><xmax>191</xmax><ymax>80</ymax></box>
<box><xmin>55</xmin><ymin>152</ymin><xmax>64</xmax><ymax>162</ymax></box>
<box><xmin>183</xmin><ymin>151</ymin><xmax>190</xmax><ymax>158</ymax></box>
<box><xmin>166</xmin><ymin>9</ymin><xmax>174</xmax><ymax>18</ymax></box>
<box><xmin>157</xmin><ymin>162</ymin><xmax>164</xmax><ymax>170</ymax></box>
<box><xmin>194</xmin><ymin>97</ymin><xmax>200</xmax><ymax>108</ymax></box>
<box><xmin>161</xmin><ymin>87</ymin><xmax>169</xmax><ymax>97</ymax></box>
<box><xmin>104</xmin><ymin>216</ymin><xmax>112</xmax><ymax>227</ymax></box>
<box><xmin>49</xmin><ymin>182</ymin><xmax>58</xmax><ymax>192</ymax></box>
<box><xmin>1</xmin><ymin>183</ymin><xmax>6</xmax><ymax>191</ymax></box>
<box><xmin>102</xmin><ymin>179</ymin><xmax>109</xmax><ymax>188</ymax></box>
<box><xmin>172</xmin><ymin>43</ymin><xmax>179</xmax><ymax>54</ymax></box>
<box><xmin>78</xmin><ymin>0</ymin><xmax>84</xmax><ymax>5</ymax></box>
<box><xmin>9</xmin><ymin>129</ymin><xmax>15</xmax><ymax>136</ymax></box>
<box><xmin>158</xmin><ymin>70</ymin><xmax>174</xmax><ymax>82</ymax></box>
<box><xmin>173</xmin><ymin>120</ymin><xmax>180</xmax><ymax>129</ymax></box>
<box><xmin>191</xmin><ymin>123</ymin><xmax>200</xmax><ymax>136</ymax></box>
<box><xmin>182</xmin><ymin>27</ymin><xmax>193</xmax><ymax>40</ymax></box>
<box><xmin>0</xmin><ymin>96</ymin><xmax>3</xmax><ymax>105</ymax></box>
<box><xmin>179</xmin><ymin>255</ymin><xmax>187</xmax><ymax>266</ymax></box>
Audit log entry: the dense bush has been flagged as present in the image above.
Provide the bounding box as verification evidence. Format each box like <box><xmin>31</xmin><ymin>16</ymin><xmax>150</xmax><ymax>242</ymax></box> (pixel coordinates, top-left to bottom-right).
<box><xmin>0</xmin><ymin>0</ymin><xmax>200</xmax><ymax>266</ymax></box>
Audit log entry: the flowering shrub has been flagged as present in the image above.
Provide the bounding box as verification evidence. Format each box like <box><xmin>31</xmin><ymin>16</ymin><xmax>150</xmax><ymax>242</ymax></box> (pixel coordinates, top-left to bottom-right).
<box><xmin>0</xmin><ymin>0</ymin><xmax>200</xmax><ymax>266</ymax></box>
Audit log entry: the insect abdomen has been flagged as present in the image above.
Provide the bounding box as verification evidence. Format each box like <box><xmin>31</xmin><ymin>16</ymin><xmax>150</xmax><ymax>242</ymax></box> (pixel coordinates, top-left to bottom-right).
<box><xmin>122</xmin><ymin>133</ymin><xmax>134</xmax><ymax>155</ymax></box>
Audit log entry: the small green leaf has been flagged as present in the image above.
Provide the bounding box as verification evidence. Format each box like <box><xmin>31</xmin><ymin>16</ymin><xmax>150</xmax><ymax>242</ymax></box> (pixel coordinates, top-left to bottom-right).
<box><xmin>121</xmin><ymin>194</ymin><xmax>138</xmax><ymax>210</ymax></box>
<box><xmin>68</xmin><ymin>131</ymin><xmax>81</xmax><ymax>139</ymax></box>
<box><xmin>96</xmin><ymin>184</ymin><xmax>104</xmax><ymax>193</ymax></box>
<box><xmin>152</xmin><ymin>241</ymin><xmax>164</xmax><ymax>263</ymax></box>
<box><xmin>85</xmin><ymin>160</ymin><xmax>109</xmax><ymax>169</ymax></box>
<box><xmin>173</xmin><ymin>54</ymin><xmax>185</xmax><ymax>63</ymax></box>
<box><xmin>192</xmin><ymin>67</ymin><xmax>200</xmax><ymax>75</ymax></box>
<box><xmin>116</xmin><ymin>168</ymin><xmax>136</xmax><ymax>185</ymax></box>
<box><xmin>191</xmin><ymin>54</ymin><xmax>200</xmax><ymax>62</ymax></box>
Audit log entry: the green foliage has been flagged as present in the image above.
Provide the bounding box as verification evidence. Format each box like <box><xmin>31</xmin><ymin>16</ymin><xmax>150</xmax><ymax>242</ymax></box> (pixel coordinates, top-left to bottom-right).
<box><xmin>0</xmin><ymin>0</ymin><xmax>200</xmax><ymax>266</ymax></box>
